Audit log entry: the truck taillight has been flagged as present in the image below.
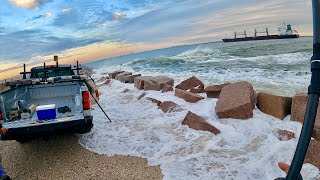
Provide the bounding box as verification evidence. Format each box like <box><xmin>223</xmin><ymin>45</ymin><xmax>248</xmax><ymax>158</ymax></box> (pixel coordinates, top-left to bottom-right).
<box><xmin>82</xmin><ymin>91</ymin><xmax>91</xmax><ymax>110</ymax></box>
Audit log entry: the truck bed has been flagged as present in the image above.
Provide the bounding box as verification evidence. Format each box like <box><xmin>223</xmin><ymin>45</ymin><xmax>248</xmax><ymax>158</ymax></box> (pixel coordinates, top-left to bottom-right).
<box><xmin>0</xmin><ymin>81</ymin><xmax>84</xmax><ymax>129</ymax></box>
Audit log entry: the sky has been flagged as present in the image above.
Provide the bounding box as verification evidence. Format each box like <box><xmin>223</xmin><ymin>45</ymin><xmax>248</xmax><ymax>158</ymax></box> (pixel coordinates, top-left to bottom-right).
<box><xmin>0</xmin><ymin>0</ymin><xmax>313</xmax><ymax>79</ymax></box>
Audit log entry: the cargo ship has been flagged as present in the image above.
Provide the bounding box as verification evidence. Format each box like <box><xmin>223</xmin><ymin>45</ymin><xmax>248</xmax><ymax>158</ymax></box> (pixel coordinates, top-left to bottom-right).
<box><xmin>222</xmin><ymin>24</ymin><xmax>299</xmax><ymax>42</ymax></box>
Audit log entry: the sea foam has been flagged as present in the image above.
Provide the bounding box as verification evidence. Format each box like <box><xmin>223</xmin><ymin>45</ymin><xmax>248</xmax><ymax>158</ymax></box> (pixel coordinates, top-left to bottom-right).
<box><xmin>79</xmin><ymin>78</ymin><xmax>319</xmax><ymax>180</ymax></box>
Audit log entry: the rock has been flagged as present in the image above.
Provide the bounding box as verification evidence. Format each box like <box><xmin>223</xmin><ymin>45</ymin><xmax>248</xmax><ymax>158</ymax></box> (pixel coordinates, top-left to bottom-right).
<box><xmin>205</xmin><ymin>83</ymin><xmax>230</xmax><ymax>98</ymax></box>
<box><xmin>161</xmin><ymin>84</ymin><xmax>174</xmax><ymax>93</ymax></box>
<box><xmin>147</xmin><ymin>97</ymin><xmax>162</xmax><ymax>106</ymax></box>
<box><xmin>257</xmin><ymin>92</ymin><xmax>292</xmax><ymax>120</ymax></box>
<box><xmin>182</xmin><ymin>111</ymin><xmax>220</xmax><ymax>135</ymax></box>
<box><xmin>80</xmin><ymin>66</ymin><xmax>94</xmax><ymax>76</ymax></box>
<box><xmin>174</xmin><ymin>88</ymin><xmax>204</xmax><ymax>103</ymax></box>
<box><xmin>97</xmin><ymin>76</ymin><xmax>109</xmax><ymax>83</ymax></box>
<box><xmin>291</xmin><ymin>93</ymin><xmax>320</xmax><ymax>139</ymax></box>
<box><xmin>144</xmin><ymin>76</ymin><xmax>174</xmax><ymax>91</ymax></box>
<box><xmin>134</xmin><ymin>76</ymin><xmax>152</xmax><ymax>90</ymax></box>
<box><xmin>189</xmin><ymin>87</ymin><xmax>205</xmax><ymax>93</ymax></box>
<box><xmin>104</xmin><ymin>79</ymin><xmax>111</xmax><ymax>85</ymax></box>
<box><xmin>84</xmin><ymin>77</ymin><xmax>99</xmax><ymax>105</ymax></box>
<box><xmin>305</xmin><ymin>139</ymin><xmax>320</xmax><ymax>169</ymax></box>
<box><xmin>123</xmin><ymin>74</ymin><xmax>141</xmax><ymax>83</ymax></box>
<box><xmin>313</xmin><ymin>129</ymin><xmax>320</xmax><ymax>141</ymax></box>
<box><xmin>273</xmin><ymin>129</ymin><xmax>295</xmax><ymax>141</ymax></box>
<box><xmin>215</xmin><ymin>81</ymin><xmax>256</xmax><ymax>119</ymax></box>
<box><xmin>0</xmin><ymin>84</ymin><xmax>10</xmax><ymax>92</ymax></box>
<box><xmin>158</xmin><ymin>101</ymin><xmax>182</xmax><ymax>113</ymax></box>
<box><xmin>121</xmin><ymin>88</ymin><xmax>130</xmax><ymax>93</ymax></box>
<box><xmin>115</xmin><ymin>72</ymin><xmax>132</xmax><ymax>82</ymax></box>
<box><xmin>95</xmin><ymin>89</ymin><xmax>100</xmax><ymax>99</ymax></box>
<box><xmin>137</xmin><ymin>92</ymin><xmax>147</xmax><ymax>100</ymax></box>
<box><xmin>108</xmin><ymin>70</ymin><xmax>125</xmax><ymax>79</ymax></box>
<box><xmin>176</xmin><ymin>76</ymin><xmax>204</xmax><ymax>90</ymax></box>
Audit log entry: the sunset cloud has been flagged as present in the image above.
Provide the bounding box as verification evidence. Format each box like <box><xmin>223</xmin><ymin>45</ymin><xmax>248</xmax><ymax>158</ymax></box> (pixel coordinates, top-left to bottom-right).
<box><xmin>9</xmin><ymin>0</ymin><xmax>52</xmax><ymax>9</ymax></box>
<box><xmin>0</xmin><ymin>0</ymin><xmax>313</xmax><ymax>80</ymax></box>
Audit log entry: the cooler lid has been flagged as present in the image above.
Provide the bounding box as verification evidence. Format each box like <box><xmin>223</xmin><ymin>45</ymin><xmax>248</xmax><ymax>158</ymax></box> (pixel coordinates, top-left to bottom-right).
<box><xmin>36</xmin><ymin>104</ymin><xmax>56</xmax><ymax>111</ymax></box>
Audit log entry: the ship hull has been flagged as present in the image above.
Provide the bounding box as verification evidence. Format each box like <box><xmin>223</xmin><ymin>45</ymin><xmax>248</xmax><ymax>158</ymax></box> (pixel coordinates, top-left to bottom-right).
<box><xmin>222</xmin><ymin>34</ymin><xmax>299</xmax><ymax>42</ymax></box>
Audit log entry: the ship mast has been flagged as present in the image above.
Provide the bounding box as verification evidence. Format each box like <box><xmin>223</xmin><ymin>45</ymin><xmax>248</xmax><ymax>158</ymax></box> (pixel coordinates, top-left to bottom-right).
<box><xmin>254</xmin><ymin>27</ymin><xmax>269</xmax><ymax>36</ymax></box>
<box><xmin>234</xmin><ymin>30</ymin><xmax>247</xmax><ymax>38</ymax></box>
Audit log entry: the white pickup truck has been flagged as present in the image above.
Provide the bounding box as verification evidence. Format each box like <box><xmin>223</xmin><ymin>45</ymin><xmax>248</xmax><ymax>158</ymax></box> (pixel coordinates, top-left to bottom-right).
<box><xmin>0</xmin><ymin>64</ymin><xmax>95</xmax><ymax>142</ymax></box>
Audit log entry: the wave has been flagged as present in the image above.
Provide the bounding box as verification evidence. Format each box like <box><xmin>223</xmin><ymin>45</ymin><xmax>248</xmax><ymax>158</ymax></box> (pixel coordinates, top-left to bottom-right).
<box><xmin>129</xmin><ymin>57</ymin><xmax>186</xmax><ymax>66</ymax></box>
<box><xmin>175</xmin><ymin>47</ymin><xmax>229</xmax><ymax>60</ymax></box>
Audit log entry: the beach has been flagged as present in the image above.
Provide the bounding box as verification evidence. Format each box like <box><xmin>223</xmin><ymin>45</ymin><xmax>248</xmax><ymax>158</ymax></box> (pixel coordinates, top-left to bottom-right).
<box><xmin>0</xmin><ymin>37</ymin><xmax>319</xmax><ymax>180</ymax></box>
<box><xmin>0</xmin><ymin>134</ymin><xmax>162</xmax><ymax>180</ymax></box>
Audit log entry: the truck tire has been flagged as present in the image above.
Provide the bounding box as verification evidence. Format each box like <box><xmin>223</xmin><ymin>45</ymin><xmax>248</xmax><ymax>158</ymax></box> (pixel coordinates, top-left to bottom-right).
<box><xmin>16</xmin><ymin>137</ymin><xmax>30</xmax><ymax>143</ymax></box>
<box><xmin>78</xmin><ymin>123</ymin><xmax>93</xmax><ymax>134</ymax></box>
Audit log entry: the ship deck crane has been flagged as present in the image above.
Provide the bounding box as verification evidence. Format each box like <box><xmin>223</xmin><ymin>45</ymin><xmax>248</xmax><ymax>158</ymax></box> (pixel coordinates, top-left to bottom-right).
<box><xmin>254</xmin><ymin>27</ymin><xmax>269</xmax><ymax>36</ymax></box>
<box><xmin>234</xmin><ymin>30</ymin><xmax>247</xmax><ymax>38</ymax></box>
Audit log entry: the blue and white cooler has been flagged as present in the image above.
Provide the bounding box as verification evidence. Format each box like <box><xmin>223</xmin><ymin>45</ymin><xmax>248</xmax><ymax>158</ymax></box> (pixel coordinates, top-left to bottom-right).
<box><xmin>36</xmin><ymin>104</ymin><xmax>56</xmax><ymax>120</ymax></box>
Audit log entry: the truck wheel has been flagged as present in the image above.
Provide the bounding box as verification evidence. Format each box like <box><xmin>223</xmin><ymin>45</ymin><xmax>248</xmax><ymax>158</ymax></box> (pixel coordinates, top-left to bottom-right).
<box><xmin>78</xmin><ymin>123</ymin><xmax>93</xmax><ymax>134</ymax></box>
<box><xmin>16</xmin><ymin>138</ymin><xmax>29</xmax><ymax>143</ymax></box>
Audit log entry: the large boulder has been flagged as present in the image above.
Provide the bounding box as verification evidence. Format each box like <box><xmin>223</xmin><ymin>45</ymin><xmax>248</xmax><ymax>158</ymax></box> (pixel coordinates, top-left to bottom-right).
<box><xmin>162</xmin><ymin>84</ymin><xmax>174</xmax><ymax>93</ymax></box>
<box><xmin>175</xmin><ymin>76</ymin><xmax>204</xmax><ymax>93</ymax></box>
<box><xmin>205</xmin><ymin>83</ymin><xmax>230</xmax><ymax>98</ymax></box>
<box><xmin>115</xmin><ymin>72</ymin><xmax>132</xmax><ymax>82</ymax></box>
<box><xmin>257</xmin><ymin>92</ymin><xmax>292</xmax><ymax>120</ymax></box>
<box><xmin>182</xmin><ymin>111</ymin><xmax>220</xmax><ymax>135</ymax></box>
<box><xmin>144</xmin><ymin>76</ymin><xmax>174</xmax><ymax>91</ymax></box>
<box><xmin>291</xmin><ymin>93</ymin><xmax>320</xmax><ymax>140</ymax></box>
<box><xmin>123</xmin><ymin>74</ymin><xmax>141</xmax><ymax>83</ymax></box>
<box><xmin>189</xmin><ymin>87</ymin><xmax>205</xmax><ymax>93</ymax></box>
<box><xmin>215</xmin><ymin>81</ymin><xmax>256</xmax><ymax>119</ymax></box>
<box><xmin>158</xmin><ymin>101</ymin><xmax>182</xmax><ymax>113</ymax></box>
<box><xmin>305</xmin><ymin>139</ymin><xmax>320</xmax><ymax>169</ymax></box>
<box><xmin>108</xmin><ymin>70</ymin><xmax>124</xmax><ymax>79</ymax></box>
<box><xmin>174</xmin><ymin>88</ymin><xmax>204</xmax><ymax>103</ymax></box>
<box><xmin>134</xmin><ymin>76</ymin><xmax>152</xmax><ymax>90</ymax></box>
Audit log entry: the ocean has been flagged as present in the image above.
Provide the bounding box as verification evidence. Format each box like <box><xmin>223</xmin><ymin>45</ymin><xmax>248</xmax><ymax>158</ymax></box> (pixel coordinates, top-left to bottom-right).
<box><xmin>80</xmin><ymin>37</ymin><xmax>320</xmax><ymax>180</ymax></box>
<box><xmin>87</xmin><ymin>37</ymin><xmax>313</xmax><ymax>96</ymax></box>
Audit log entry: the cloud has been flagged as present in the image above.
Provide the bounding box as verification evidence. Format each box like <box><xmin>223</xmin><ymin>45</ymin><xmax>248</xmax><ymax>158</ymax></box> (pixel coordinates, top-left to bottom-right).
<box><xmin>9</xmin><ymin>0</ymin><xmax>53</xmax><ymax>9</ymax></box>
<box><xmin>112</xmin><ymin>12</ymin><xmax>126</xmax><ymax>21</ymax></box>
<box><xmin>29</xmin><ymin>12</ymin><xmax>52</xmax><ymax>22</ymax></box>
<box><xmin>44</xmin><ymin>12</ymin><xmax>52</xmax><ymax>17</ymax></box>
<box><xmin>32</xmin><ymin>14</ymin><xmax>43</xmax><ymax>20</ymax></box>
<box><xmin>0</xmin><ymin>29</ymin><xmax>103</xmax><ymax>61</ymax></box>
<box><xmin>61</xmin><ymin>8</ymin><xmax>72</xmax><ymax>13</ymax></box>
<box><xmin>110</xmin><ymin>0</ymin><xmax>311</xmax><ymax>44</ymax></box>
<box><xmin>52</xmin><ymin>4</ymin><xmax>113</xmax><ymax>30</ymax></box>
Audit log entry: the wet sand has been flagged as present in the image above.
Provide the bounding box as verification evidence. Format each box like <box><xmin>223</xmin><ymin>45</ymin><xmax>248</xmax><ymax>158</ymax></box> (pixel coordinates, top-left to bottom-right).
<box><xmin>0</xmin><ymin>134</ymin><xmax>163</xmax><ymax>180</ymax></box>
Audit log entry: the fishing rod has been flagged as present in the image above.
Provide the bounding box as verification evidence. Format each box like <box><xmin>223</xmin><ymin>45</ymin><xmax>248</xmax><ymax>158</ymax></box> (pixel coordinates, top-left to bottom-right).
<box><xmin>278</xmin><ymin>0</ymin><xmax>320</xmax><ymax>179</ymax></box>
<box><xmin>90</xmin><ymin>93</ymin><xmax>112</xmax><ymax>122</ymax></box>
<box><xmin>81</xmin><ymin>77</ymin><xmax>112</xmax><ymax>122</ymax></box>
